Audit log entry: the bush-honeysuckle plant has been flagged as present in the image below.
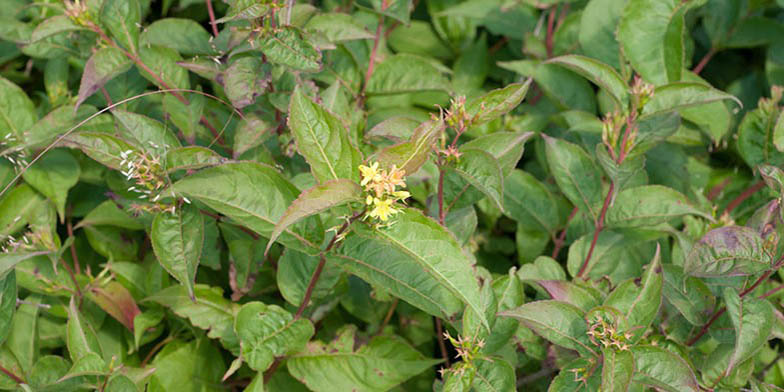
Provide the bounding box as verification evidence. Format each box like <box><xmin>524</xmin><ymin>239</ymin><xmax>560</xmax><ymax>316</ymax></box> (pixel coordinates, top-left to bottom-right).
<box><xmin>4</xmin><ymin>0</ymin><xmax>784</xmax><ymax>391</ymax></box>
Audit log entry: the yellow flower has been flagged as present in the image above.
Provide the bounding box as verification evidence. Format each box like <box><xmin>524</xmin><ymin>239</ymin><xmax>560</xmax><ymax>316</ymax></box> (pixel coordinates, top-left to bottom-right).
<box><xmin>359</xmin><ymin>162</ymin><xmax>381</xmax><ymax>187</ymax></box>
<box><xmin>385</xmin><ymin>165</ymin><xmax>406</xmax><ymax>190</ymax></box>
<box><xmin>368</xmin><ymin>197</ymin><xmax>399</xmax><ymax>222</ymax></box>
<box><xmin>393</xmin><ymin>190</ymin><xmax>410</xmax><ymax>202</ymax></box>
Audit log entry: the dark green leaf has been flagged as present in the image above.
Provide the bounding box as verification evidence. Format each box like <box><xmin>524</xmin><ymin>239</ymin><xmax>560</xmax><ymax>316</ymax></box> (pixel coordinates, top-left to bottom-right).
<box><xmin>234</xmin><ymin>301</ymin><xmax>314</xmax><ymax>371</ymax></box>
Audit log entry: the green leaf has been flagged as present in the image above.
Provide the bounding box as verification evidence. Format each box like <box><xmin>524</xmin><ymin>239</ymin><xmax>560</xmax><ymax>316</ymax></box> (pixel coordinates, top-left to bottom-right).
<box><xmin>537</xmin><ymin>280</ymin><xmax>602</xmax><ymax>312</ymax></box>
<box><xmin>547</xmin><ymin>55</ymin><xmax>629</xmax><ymax>108</ymax></box>
<box><xmin>618</xmin><ymin>0</ymin><xmax>702</xmax><ymax>84</ymax></box>
<box><xmin>150</xmin><ymin>205</ymin><xmax>204</xmax><ymax>300</ymax></box>
<box><xmin>31</xmin><ymin>15</ymin><xmax>87</xmax><ymax>43</ymax></box>
<box><xmin>233</xmin><ymin>114</ymin><xmax>274</xmax><ymax>158</ymax></box>
<box><xmin>145</xmin><ymin>284</ymin><xmax>240</xmax><ymax>353</ymax></box>
<box><xmin>258</xmin><ymin>27</ymin><xmax>321</xmax><ymax>72</ymax></box>
<box><xmin>266</xmin><ymin>179</ymin><xmax>361</xmax><ymax>255</ymax></box>
<box><xmin>277</xmin><ymin>248</ymin><xmax>342</xmax><ymax>307</ymax></box>
<box><xmin>499</xmin><ymin>300</ymin><xmax>597</xmax><ymax>357</ymax></box>
<box><xmin>148</xmin><ymin>339</ymin><xmax>225</xmax><ymax>392</ymax></box>
<box><xmin>113</xmin><ymin>109</ymin><xmax>181</xmax><ymax>156</ymax></box>
<box><xmin>595</xmin><ymin>143</ymin><xmax>645</xmax><ymax>193</ymax></box>
<box><xmin>448</xmin><ymin>149</ymin><xmax>504</xmax><ymax>212</ymax></box>
<box><xmin>504</xmin><ymin>169</ymin><xmax>561</xmax><ymax>233</ymax></box>
<box><xmin>0</xmin><ymin>184</ymin><xmax>46</xmax><ymax>238</ymax></box>
<box><xmin>132</xmin><ymin>308</ymin><xmax>164</xmax><ymax>349</ymax></box>
<box><xmin>0</xmin><ymin>271</ymin><xmax>15</xmax><ymax>346</ymax></box>
<box><xmin>534</xmin><ymin>62</ymin><xmax>597</xmax><ymax>112</ymax></box>
<box><xmin>723</xmin><ymin>288</ymin><xmax>775</xmax><ymax>373</ymax></box>
<box><xmin>224</xmin><ymin>57</ymin><xmax>269</xmax><ymax>109</ymax></box>
<box><xmin>172</xmin><ymin>162</ymin><xmax>323</xmax><ymax>254</ymax></box>
<box><xmin>602</xmin><ymin>348</ymin><xmax>634</xmax><ymax>392</ymax></box>
<box><xmin>483</xmin><ymin>271</ymin><xmax>524</xmax><ymax>354</ymax></box>
<box><xmin>164</xmin><ymin>146</ymin><xmax>225</xmax><ymax>173</ymax></box>
<box><xmin>215</xmin><ymin>0</ymin><xmax>271</xmax><ymax>23</ymax></box>
<box><xmin>219</xmin><ymin>222</ymin><xmax>264</xmax><ymax>294</ymax></box>
<box><xmin>87</xmin><ymin>281</ymin><xmax>140</xmax><ymax>331</ymax></box>
<box><xmin>287</xmin><ymin>326</ymin><xmax>439</xmax><ymax>392</ymax></box>
<box><xmin>684</xmin><ymin>226</ymin><xmax>772</xmax><ymax>278</ymax></box>
<box><xmin>21</xmin><ymin>149</ymin><xmax>80</xmax><ymax>222</ymax></box>
<box><xmin>471</xmin><ymin>356</ymin><xmax>516</xmax><ymax>392</ymax></box>
<box><xmin>466</xmin><ymin>80</ymin><xmax>532</xmax><ymax>126</ymax></box>
<box><xmin>100</xmin><ymin>0</ymin><xmax>141</xmax><ymax>52</ymax></box>
<box><xmin>61</xmin><ymin>132</ymin><xmax>139</xmax><ymax>170</ymax></box>
<box><xmin>304</xmin><ymin>13</ymin><xmax>374</xmax><ymax>42</ymax></box>
<box><xmin>65</xmin><ymin>297</ymin><xmax>102</xmax><ymax>362</ymax></box>
<box><xmin>662</xmin><ymin>264</ymin><xmax>715</xmax><ymax>326</ymax></box>
<box><xmin>137</xmin><ymin>44</ymin><xmax>189</xmax><ymax>90</ymax></box>
<box><xmin>0</xmin><ymin>77</ymin><xmax>36</xmax><ymax>139</ymax></box>
<box><xmin>375</xmin><ymin>119</ymin><xmax>444</xmax><ymax>176</ymax></box>
<box><xmin>234</xmin><ymin>302</ymin><xmax>314</xmax><ymax>372</ymax></box>
<box><xmin>288</xmin><ymin>88</ymin><xmax>361</xmax><ymax>183</ymax></box>
<box><xmin>603</xmin><ymin>246</ymin><xmax>662</xmax><ymax>340</ymax></box>
<box><xmin>461</xmin><ymin>131</ymin><xmax>533</xmax><ymax>176</ymax></box>
<box><xmin>632</xmin><ymin>345</ymin><xmax>699</xmax><ymax>392</ymax></box>
<box><xmin>773</xmin><ymin>111</ymin><xmax>784</xmax><ymax>152</ymax></box>
<box><xmin>76</xmin><ymin>47</ymin><xmax>132</xmax><ymax>110</ymax></box>
<box><xmin>7</xmin><ymin>296</ymin><xmax>40</xmax><ymax>374</ymax></box>
<box><xmin>543</xmin><ymin>136</ymin><xmax>604</xmax><ymax>221</ymax></box>
<box><xmin>578</xmin><ymin>0</ymin><xmax>625</xmax><ymax>69</ymax></box>
<box><xmin>737</xmin><ymin>107</ymin><xmax>784</xmax><ymax>168</ymax></box>
<box><xmin>333</xmin><ymin>208</ymin><xmax>487</xmax><ymax>327</ymax></box>
<box><xmin>0</xmin><ymin>252</ymin><xmax>51</xmax><ymax>278</ymax></box>
<box><xmin>548</xmin><ymin>357</ymin><xmax>602</xmax><ymax>391</ymax></box>
<box><xmin>75</xmin><ymin>200</ymin><xmax>143</xmax><ymax>230</ymax></box>
<box><xmin>367</xmin><ymin>54</ymin><xmax>450</xmax><ymax>95</ymax></box>
<box><xmin>605</xmin><ymin>185</ymin><xmax>711</xmax><ymax>228</ymax></box>
<box><xmin>642</xmin><ymin>82</ymin><xmax>741</xmax><ymax>117</ymax></box>
<box><xmin>140</xmin><ymin>18</ymin><xmax>217</xmax><ymax>56</ymax></box>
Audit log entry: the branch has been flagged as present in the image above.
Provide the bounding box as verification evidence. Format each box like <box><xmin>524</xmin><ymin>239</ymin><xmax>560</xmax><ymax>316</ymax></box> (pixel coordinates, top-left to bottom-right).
<box><xmin>686</xmin><ymin>257</ymin><xmax>784</xmax><ymax>346</ymax></box>
<box><xmin>205</xmin><ymin>0</ymin><xmax>219</xmax><ymax>36</ymax></box>
<box><xmin>294</xmin><ymin>210</ymin><xmax>365</xmax><ymax>319</ymax></box>
<box><xmin>359</xmin><ymin>16</ymin><xmax>384</xmax><ymax>106</ymax></box>
<box><xmin>545</xmin><ymin>6</ymin><xmax>557</xmax><ymax>58</ymax></box>
<box><xmin>577</xmin><ymin>182</ymin><xmax>614</xmax><ymax>278</ymax></box>
<box><xmin>0</xmin><ymin>364</ymin><xmax>23</xmax><ymax>385</ymax></box>
<box><xmin>552</xmin><ymin>206</ymin><xmax>578</xmax><ymax>259</ymax></box>
<box><xmin>724</xmin><ymin>180</ymin><xmax>765</xmax><ymax>215</ymax></box>
<box><xmin>693</xmin><ymin>47</ymin><xmax>716</xmax><ymax>75</ymax></box>
<box><xmin>435</xmin><ymin>317</ymin><xmax>451</xmax><ymax>367</ymax></box>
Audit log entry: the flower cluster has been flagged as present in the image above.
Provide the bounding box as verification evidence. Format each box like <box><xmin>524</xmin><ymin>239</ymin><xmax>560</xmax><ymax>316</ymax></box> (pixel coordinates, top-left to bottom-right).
<box><xmin>586</xmin><ymin>314</ymin><xmax>634</xmax><ymax>351</ymax></box>
<box><xmin>358</xmin><ymin>162</ymin><xmax>410</xmax><ymax>222</ymax></box>
<box><xmin>120</xmin><ymin>150</ymin><xmax>183</xmax><ymax>215</ymax></box>
<box><xmin>0</xmin><ymin>133</ymin><xmax>28</xmax><ymax>171</ymax></box>
<box><xmin>1</xmin><ymin>230</ymin><xmax>50</xmax><ymax>254</ymax></box>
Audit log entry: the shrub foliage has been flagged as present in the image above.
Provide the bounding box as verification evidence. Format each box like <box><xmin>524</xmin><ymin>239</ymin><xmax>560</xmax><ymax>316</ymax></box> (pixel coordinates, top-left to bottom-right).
<box><xmin>2</xmin><ymin>0</ymin><xmax>784</xmax><ymax>391</ymax></box>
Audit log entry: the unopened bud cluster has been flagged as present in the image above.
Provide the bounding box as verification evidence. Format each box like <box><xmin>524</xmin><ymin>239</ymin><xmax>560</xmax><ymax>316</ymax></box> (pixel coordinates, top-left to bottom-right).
<box><xmin>438</xmin><ymin>331</ymin><xmax>485</xmax><ymax>379</ymax></box>
<box><xmin>586</xmin><ymin>315</ymin><xmax>633</xmax><ymax>351</ymax></box>
<box><xmin>0</xmin><ymin>133</ymin><xmax>28</xmax><ymax>171</ymax></box>
<box><xmin>120</xmin><ymin>150</ymin><xmax>183</xmax><ymax>215</ymax></box>
<box><xmin>359</xmin><ymin>162</ymin><xmax>410</xmax><ymax>223</ymax></box>
<box><xmin>630</xmin><ymin>76</ymin><xmax>655</xmax><ymax>111</ymax></box>
<box><xmin>64</xmin><ymin>0</ymin><xmax>92</xmax><ymax>26</ymax></box>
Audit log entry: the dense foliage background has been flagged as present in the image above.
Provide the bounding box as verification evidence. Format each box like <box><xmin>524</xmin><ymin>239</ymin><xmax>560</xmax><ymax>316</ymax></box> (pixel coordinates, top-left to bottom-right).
<box><xmin>3</xmin><ymin>0</ymin><xmax>784</xmax><ymax>390</ymax></box>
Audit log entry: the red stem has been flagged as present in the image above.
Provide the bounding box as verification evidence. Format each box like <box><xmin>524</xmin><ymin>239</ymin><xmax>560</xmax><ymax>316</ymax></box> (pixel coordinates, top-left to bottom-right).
<box><xmin>552</xmin><ymin>206</ymin><xmax>578</xmax><ymax>259</ymax></box>
<box><xmin>577</xmin><ymin>182</ymin><xmax>614</xmax><ymax>278</ymax></box>
<box><xmin>435</xmin><ymin>317</ymin><xmax>451</xmax><ymax>367</ymax></box>
<box><xmin>0</xmin><ymin>365</ymin><xmax>22</xmax><ymax>385</ymax></box>
<box><xmin>724</xmin><ymin>181</ymin><xmax>765</xmax><ymax>215</ymax></box>
<box><xmin>205</xmin><ymin>0</ymin><xmax>219</xmax><ymax>36</ymax></box>
<box><xmin>437</xmin><ymin>166</ymin><xmax>446</xmax><ymax>225</ymax></box>
<box><xmin>545</xmin><ymin>7</ymin><xmax>557</xmax><ymax>58</ymax></box>
<box><xmin>294</xmin><ymin>210</ymin><xmax>364</xmax><ymax>319</ymax></box>
<box><xmin>360</xmin><ymin>17</ymin><xmax>384</xmax><ymax>104</ymax></box>
<box><xmin>706</xmin><ymin>177</ymin><xmax>732</xmax><ymax>201</ymax></box>
<box><xmin>693</xmin><ymin>47</ymin><xmax>716</xmax><ymax>75</ymax></box>
<box><xmin>686</xmin><ymin>258</ymin><xmax>784</xmax><ymax>346</ymax></box>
